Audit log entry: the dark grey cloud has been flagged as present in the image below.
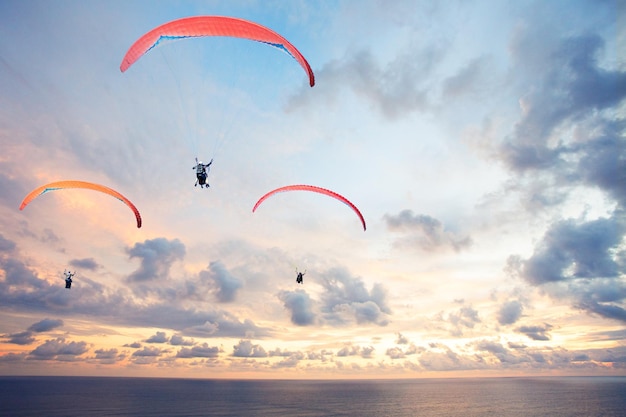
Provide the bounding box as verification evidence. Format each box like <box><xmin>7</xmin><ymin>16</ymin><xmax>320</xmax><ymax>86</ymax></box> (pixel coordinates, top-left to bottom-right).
<box><xmin>0</xmin><ymin>234</ymin><xmax>16</xmax><ymax>252</ymax></box>
<box><xmin>132</xmin><ymin>346</ymin><xmax>164</xmax><ymax>357</ymax></box>
<box><xmin>510</xmin><ymin>215</ymin><xmax>626</xmax><ymax>322</ymax></box>
<box><xmin>145</xmin><ymin>331</ymin><xmax>168</xmax><ymax>344</ymax></box>
<box><xmin>576</xmin><ymin>123</ymin><xmax>626</xmax><ymax>207</ymax></box>
<box><xmin>277</xmin><ymin>289</ymin><xmax>316</xmax><ymax>326</ymax></box>
<box><xmin>123</xmin><ymin>342</ymin><xmax>142</xmax><ymax>349</ymax></box>
<box><xmin>0</xmin><ymin>251</ymin><xmax>270</xmax><ymax>339</ymax></box>
<box><xmin>500</xmin><ymin>34</ymin><xmax>626</xmax><ymax>173</ymax></box>
<box><xmin>3</xmin><ymin>318</ymin><xmax>63</xmax><ymax>345</ymax></box>
<box><xmin>497</xmin><ymin>300</ymin><xmax>523</xmax><ymax>325</ymax></box>
<box><xmin>127</xmin><ymin>238</ymin><xmax>185</xmax><ymax>282</ymax></box>
<box><xmin>523</xmin><ymin>217</ymin><xmax>625</xmax><ymax>284</ymax></box>
<box><xmin>517</xmin><ymin>324</ymin><xmax>553</xmax><ymax>341</ymax></box>
<box><xmin>384</xmin><ymin>210</ymin><xmax>472</xmax><ymax>252</ymax></box>
<box><xmin>69</xmin><ymin>258</ymin><xmax>100</xmax><ymax>271</ymax></box>
<box><xmin>169</xmin><ymin>334</ymin><xmax>194</xmax><ymax>346</ymax></box>
<box><xmin>232</xmin><ymin>339</ymin><xmax>268</xmax><ymax>358</ymax></box>
<box><xmin>176</xmin><ymin>343</ymin><xmax>220</xmax><ymax>358</ymax></box>
<box><xmin>93</xmin><ymin>348</ymin><xmax>124</xmax><ymax>364</ymax></box>
<box><xmin>473</xmin><ymin>340</ymin><xmax>527</xmax><ymax>365</ymax></box>
<box><xmin>320</xmin><ymin>267</ymin><xmax>391</xmax><ymax>326</ymax></box>
<box><xmin>28</xmin><ymin>318</ymin><xmax>64</xmax><ymax>333</ymax></box>
<box><xmin>1</xmin><ymin>256</ymin><xmax>49</xmax><ymax>290</ymax></box>
<box><xmin>200</xmin><ymin>261</ymin><xmax>243</xmax><ymax>303</ymax></box>
<box><xmin>6</xmin><ymin>331</ymin><xmax>35</xmax><ymax>345</ymax></box>
<box><xmin>29</xmin><ymin>338</ymin><xmax>89</xmax><ymax>360</ymax></box>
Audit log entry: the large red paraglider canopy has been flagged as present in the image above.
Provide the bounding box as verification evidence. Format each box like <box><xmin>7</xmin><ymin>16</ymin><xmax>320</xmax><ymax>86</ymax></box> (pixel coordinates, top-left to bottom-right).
<box><xmin>120</xmin><ymin>16</ymin><xmax>315</xmax><ymax>87</ymax></box>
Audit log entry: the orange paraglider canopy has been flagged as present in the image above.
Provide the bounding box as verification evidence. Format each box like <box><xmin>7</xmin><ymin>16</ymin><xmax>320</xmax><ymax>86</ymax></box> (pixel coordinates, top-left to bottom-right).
<box><xmin>20</xmin><ymin>180</ymin><xmax>142</xmax><ymax>228</ymax></box>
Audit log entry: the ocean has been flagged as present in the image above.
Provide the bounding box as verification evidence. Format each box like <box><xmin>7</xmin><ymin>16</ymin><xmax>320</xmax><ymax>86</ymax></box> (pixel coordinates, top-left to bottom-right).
<box><xmin>0</xmin><ymin>376</ymin><xmax>624</xmax><ymax>416</ymax></box>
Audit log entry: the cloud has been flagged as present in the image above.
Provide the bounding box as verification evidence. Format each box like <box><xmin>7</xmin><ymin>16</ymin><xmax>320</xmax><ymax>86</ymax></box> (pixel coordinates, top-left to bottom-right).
<box><xmin>3</xmin><ymin>318</ymin><xmax>64</xmax><ymax>345</ymax></box>
<box><xmin>93</xmin><ymin>348</ymin><xmax>124</xmax><ymax>364</ymax></box>
<box><xmin>169</xmin><ymin>334</ymin><xmax>194</xmax><ymax>346</ymax></box>
<box><xmin>28</xmin><ymin>318</ymin><xmax>64</xmax><ymax>333</ymax></box>
<box><xmin>336</xmin><ymin>344</ymin><xmax>360</xmax><ymax>357</ymax></box>
<box><xmin>517</xmin><ymin>324</ymin><xmax>553</xmax><ymax>341</ymax></box>
<box><xmin>0</xmin><ymin>234</ymin><xmax>16</xmax><ymax>252</ymax></box>
<box><xmin>176</xmin><ymin>343</ymin><xmax>220</xmax><ymax>358</ymax></box>
<box><xmin>500</xmin><ymin>34</ymin><xmax>626</xmax><ymax>173</ymax></box>
<box><xmin>384</xmin><ymin>210</ymin><xmax>472</xmax><ymax>252</ymax></box>
<box><xmin>145</xmin><ymin>331</ymin><xmax>168</xmax><ymax>344</ymax></box>
<box><xmin>0</xmin><ymin>169</ymin><xmax>28</xmax><ymax>208</ymax></box>
<box><xmin>442</xmin><ymin>56</ymin><xmax>489</xmax><ymax>99</ymax></box>
<box><xmin>288</xmin><ymin>47</ymin><xmax>440</xmax><ymax>119</ymax></box>
<box><xmin>132</xmin><ymin>346</ymin><xmax>164</xmax><ymax>357</ymax></box>
<box><xmin>127</xmin><ymin>238</ymin><xmax>186</xmax><ymax>282</ymax></box>
<box><xmin>6</xmin><ymin>331</ymin><xmax>35</xmax><ymax>345</ymax></box>
<box><xmin>573</xmin><ymin>121</ymin><xmax>626</xmax><ymax>208</ymax></box>
<box><xmin>272</xmin><ymin>351</ymin><xmax>306</xmax><ymax>368</ymax></box>
<box><xmin>200</xmin><ymin>261</ymin><xmax>243</xmax><ymax>303</ymax></box>
<box><xmin>510</xmin><ymin>215</ymin><xmax>626</xmax><ymax>323</ymax></box>
<box><xmin>29</xmin><ymin>338</ymin><xmax>89</xmax><ymax>360</ymax></box>
<box><xmin>0</xmin><ymin>254</ymin><xmax>271</xmax><ymax>338</ymax></box>
<box><xmin>522</xmin><ymin>217</ymin><xmax>624</xmax><ymax>284</ymax></box>
<box><xmin>497</xmin><ymin>300</ymin><xmax>523</xmax><ymax>325</ymax></box>
<box><xmin>320</xmin><ymin>267</ymin><xmax>391</xmax><ymax>326</ymax></box>
<box><xmin>69</xmin><ymin>257</ymin><xmax>100</xmax><ymax>270</ymax></box>
<box><xmin>396</xmin><ymin>332</ymin><xmax>409</xmax><ymax>344</ymax></box>
<box><xmin>277</xmin><ymin>289</ymin><xmax>316</xmax><ymax>326</ymax></box>
<box><xmin>232</xmin><ymin>339</ymin><xmax>268</xmax><ymax>358</ymax></box>
<box><xmin>445</xmin><ymin>305</ymin><xmax>481</xmax><ymax>337</ymax></box>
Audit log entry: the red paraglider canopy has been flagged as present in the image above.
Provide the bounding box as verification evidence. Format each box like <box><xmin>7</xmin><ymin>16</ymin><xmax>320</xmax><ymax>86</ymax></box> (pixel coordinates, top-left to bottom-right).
<box><xmin>253</xmin><ymin>184</ymin><xmax>366</xmax><ymax>231</ymax></box>
<box><xmin>120</xmin><ymin>16</ymin><xmax>315</xmax><ymax>87</ymax></box>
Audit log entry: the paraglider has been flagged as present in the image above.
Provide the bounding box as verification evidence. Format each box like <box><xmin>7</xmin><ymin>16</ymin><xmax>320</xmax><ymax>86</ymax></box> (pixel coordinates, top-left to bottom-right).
<box><xmin>64</xmin><ymin>270</ymin><xmax>75</xmax><ymax>289</ymax></box>
<box><xmin>20</xmin><ymin>180</ymin><xmax>142</xmax><ymax>228</ymax></box>
<box><xmin>120</xmin><ymin>15</ymin><xmax>315</xmax><ymax>87</ymax></box>
<box><xmin>296</xmin><ymin>268</ymin><xmax>306</xmax><ymax>284</ymax></box>
<box><xmin>193</xmin><ymin>158</ymin><xmax>213</xmax><ymax>188</ymax></box>
<box><xmin>252</xmin><ymin>185</ymin><xmax>367</xmax><ymax>231</ymax></box>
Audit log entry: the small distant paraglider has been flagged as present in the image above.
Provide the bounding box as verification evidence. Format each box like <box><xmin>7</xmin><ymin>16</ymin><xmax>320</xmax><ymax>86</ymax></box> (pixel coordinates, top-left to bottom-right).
<box><xmin>296</xmin><ymin>268</ymin><xmax>306</xmax><ymax>284</ymax></box>
<box><xmin>193</xmin><ymin>158</ymin><xmax>213</xmax><ymax>189</ymax></box>
<box><xmin>64</xmin><ymin>269</ymin><xmax>75</xmax><ymax>289</ymax></box>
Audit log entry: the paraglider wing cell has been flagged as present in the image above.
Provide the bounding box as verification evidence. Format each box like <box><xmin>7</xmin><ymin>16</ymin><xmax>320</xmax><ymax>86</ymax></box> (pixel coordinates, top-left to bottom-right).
<box><xmin>120</xmin><ymin>16</ymin><xmax>315</xmax><ymax>87</ymax></box>
<box><xmin>252</xmin><ymin>184</ymin><xmax>366</xmax><ymax>231</ymax></box>
<box><xmin>20</xmin><ymin>180</ymin><xmax>142</xmax><ymax>228</ymax></box>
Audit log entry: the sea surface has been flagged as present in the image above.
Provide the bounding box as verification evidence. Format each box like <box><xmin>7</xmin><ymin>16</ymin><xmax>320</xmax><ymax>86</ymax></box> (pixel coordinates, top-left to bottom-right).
<box><xmin>0</xmin><ymin>376</ymin><xmax>624</xmax><ymax>416</ymax></box>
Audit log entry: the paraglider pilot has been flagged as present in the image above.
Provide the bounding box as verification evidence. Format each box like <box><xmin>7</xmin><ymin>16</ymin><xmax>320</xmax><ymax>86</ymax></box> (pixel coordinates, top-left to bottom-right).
<box><xmin>193</xmin><ymin>158</ymin><xmax>213</xmax><ymax>188</ymax></box>
<box><xmin>64</xmin><ymin>269</ymin><xmax>74</xmax><ymax>289</ymax></box>
<box><xmin>296</xmin><ymin>270</ymin><xmax>306</xmax><ymax>284</ymax></box>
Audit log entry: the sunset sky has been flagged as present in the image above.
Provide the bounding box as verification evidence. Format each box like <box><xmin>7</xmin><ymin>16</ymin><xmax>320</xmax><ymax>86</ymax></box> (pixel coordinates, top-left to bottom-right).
<box><xmin>1</xmin><ymin>0</ymin><xmax>625</xmax><ymax>379</ymax></box>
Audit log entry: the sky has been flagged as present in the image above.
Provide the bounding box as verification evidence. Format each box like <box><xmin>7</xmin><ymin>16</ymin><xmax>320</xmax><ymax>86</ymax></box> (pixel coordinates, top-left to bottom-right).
<box><xmin>0</xmin><ymin>0</ymin><xmax>625</xmax><ymax>379</ymax></box>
